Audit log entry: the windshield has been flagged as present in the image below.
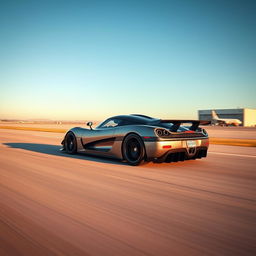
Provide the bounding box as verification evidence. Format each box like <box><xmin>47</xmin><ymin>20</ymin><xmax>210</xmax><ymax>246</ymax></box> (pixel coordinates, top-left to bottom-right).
<box><xmin>97</xmin><ymin>118</ymin><xmax>121</xmax><ymax>128</ymax></box>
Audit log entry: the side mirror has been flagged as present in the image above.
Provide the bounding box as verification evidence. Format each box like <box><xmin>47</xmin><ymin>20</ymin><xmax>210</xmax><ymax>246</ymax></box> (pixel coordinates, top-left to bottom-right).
<box><xmin>87</xmin><ymin>121</ymin><xmax>93</xmax><ymax>130</ymax></box>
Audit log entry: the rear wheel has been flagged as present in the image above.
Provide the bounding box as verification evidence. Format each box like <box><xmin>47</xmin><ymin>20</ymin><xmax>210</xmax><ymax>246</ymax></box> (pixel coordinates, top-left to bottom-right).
<box><xmin>122</xmin><ymin>134</ymin><xmax>145</xmax><ymax>166</ymax></box>
<box><xmin>64</xmin><ymin>132</ymin><xmax>77</xmax><ymax>154</ymax></box>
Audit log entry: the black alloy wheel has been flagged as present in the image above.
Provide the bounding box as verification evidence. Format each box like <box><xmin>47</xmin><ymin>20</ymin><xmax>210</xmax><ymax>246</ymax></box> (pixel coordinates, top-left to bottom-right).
<box><xmin>122</xmin><ymin>134</ymin><xmax>145</xmax><ymax>165</ymax></box>
<box><xmin>65</xmin><ymin>132</ymin><xmax>77</xmax><ymax>154</ymax></box>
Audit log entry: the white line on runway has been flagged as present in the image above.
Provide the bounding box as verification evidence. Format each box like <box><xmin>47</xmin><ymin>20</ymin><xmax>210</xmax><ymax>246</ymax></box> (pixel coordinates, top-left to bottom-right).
<box><xmin>208</xmin><ymin>152</ymin><xmax>256</xmax><ymax>158</ymax></box>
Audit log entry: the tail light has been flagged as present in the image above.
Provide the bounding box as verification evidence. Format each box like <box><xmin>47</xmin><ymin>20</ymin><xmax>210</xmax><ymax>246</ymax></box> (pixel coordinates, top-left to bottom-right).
<box><xmin>202</xmin><ymin>129</ymin><xmax>208</xmax><ymax>136</ymax></box>
<box><xmin>156</xmin><ymin>129</ymin><xmax>163</xmax><ymax>136</ymax></box>
<box><xmin>155</xmin><ymin>128</ymin><xmax>170</xmax><ymax>137</ymax></box>
<box><xmin>163</xmin><ymin>129</ymin><xmax>170</xmax><ymax>136</ymax></box>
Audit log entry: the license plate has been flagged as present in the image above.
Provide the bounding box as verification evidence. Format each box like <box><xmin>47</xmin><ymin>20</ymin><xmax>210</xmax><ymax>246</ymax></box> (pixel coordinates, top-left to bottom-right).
<box><xmin>187</xmin><ymin>140</ymin><xmax>196</xmax><ymax>147</ymax></box>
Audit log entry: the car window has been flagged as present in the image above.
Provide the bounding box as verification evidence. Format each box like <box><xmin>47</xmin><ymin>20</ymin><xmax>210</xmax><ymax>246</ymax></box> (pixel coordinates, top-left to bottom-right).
<box><xmin>159</xmin><ymin>122</ymin><xmax>189</xmax><ymax>132</ymax></box>
<box><xmin>100</xmin><ymin>119</ymin><xmax>120</xmax><ymax>128</ymax></box>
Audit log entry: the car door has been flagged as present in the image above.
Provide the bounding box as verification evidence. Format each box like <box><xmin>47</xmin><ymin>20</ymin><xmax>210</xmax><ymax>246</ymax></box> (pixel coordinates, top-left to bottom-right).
<box><xmin>81</xmin><ymin>118</ymin><xmax>120</xmax><ymax>154</ymax></box>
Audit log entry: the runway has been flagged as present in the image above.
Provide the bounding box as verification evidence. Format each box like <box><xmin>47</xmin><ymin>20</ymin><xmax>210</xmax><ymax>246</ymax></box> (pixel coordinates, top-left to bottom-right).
<box><xmin>0</xmin><ymin>129</ymin><xmax>255</xmax><ymax>256</ymax></box>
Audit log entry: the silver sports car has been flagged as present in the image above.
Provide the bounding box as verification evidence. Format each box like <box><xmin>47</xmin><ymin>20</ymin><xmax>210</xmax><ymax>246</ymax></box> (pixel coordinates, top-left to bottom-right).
<box><xmin>61</xmin><ymin>114</ymin><xmax>210</xmax><ymax>165</ymax></box>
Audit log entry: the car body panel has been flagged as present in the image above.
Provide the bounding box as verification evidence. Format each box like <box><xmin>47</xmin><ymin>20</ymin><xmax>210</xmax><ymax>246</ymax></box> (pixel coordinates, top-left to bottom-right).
<box><xmin>62</xmin><ymin>115</ymin><xmax>210</xmax><ymax>163</ymax></box>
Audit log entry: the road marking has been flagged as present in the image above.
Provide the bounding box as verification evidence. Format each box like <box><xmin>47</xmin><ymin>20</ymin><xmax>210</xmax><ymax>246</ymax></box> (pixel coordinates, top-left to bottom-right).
<box><xmin>208</xmin><ymin>152</ymin><xmax>256</xmax><ymax>158</ymax></box>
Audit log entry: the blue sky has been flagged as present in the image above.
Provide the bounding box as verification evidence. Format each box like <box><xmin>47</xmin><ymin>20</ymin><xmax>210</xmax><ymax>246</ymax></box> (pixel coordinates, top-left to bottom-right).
<box><xmin>0</xmin><ymin>0</ymin><xmax>255</xmax><ymax>120</ymax></box>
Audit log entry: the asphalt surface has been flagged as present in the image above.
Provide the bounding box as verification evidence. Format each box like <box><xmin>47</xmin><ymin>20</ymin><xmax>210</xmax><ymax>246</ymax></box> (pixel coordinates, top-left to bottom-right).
<box><xmin>0</xmin><ymin>129</ymin><xmax>255</xmax><ymax>256</ymax></box>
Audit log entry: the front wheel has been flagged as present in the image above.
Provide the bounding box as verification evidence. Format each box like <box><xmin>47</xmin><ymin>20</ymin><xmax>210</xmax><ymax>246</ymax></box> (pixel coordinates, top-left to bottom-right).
<box><xmin>122</xmin><ymin>134</ymin><xmax>145</xmax><ymax>166</ymax></box>
<box><xmin>64</xmin><ymin>132</ymin><xmax>77</xmax><ymax>154</ymax></box>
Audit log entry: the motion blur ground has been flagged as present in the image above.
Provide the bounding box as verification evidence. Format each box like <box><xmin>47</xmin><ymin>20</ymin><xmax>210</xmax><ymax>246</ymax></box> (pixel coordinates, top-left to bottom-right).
<box><xmin>0</xmin><ymin>129</ymin><xmax>255</xmax><ymax>256</ymax></box>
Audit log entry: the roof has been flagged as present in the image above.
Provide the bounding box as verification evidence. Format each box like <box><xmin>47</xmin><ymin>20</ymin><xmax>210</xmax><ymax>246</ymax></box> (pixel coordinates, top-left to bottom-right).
<box><xmin>110</xmin><ymin>114</ymin><xmax>159</xmax><ymax>124</ymax></box>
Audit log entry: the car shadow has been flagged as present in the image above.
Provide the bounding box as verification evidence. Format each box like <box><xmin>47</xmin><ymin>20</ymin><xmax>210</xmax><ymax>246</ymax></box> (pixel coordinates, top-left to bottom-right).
<box><xmin>3</xmin><ymin>143</ymin><xmax>126</xmax><ymax>166</ymax></box>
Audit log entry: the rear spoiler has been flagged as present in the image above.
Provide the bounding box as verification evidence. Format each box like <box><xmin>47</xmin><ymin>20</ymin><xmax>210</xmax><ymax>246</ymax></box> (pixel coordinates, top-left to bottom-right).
<box><xmin>160</xmin><ymin>119</ymin><xmax>211</xmax><ymax>132</ymax></box>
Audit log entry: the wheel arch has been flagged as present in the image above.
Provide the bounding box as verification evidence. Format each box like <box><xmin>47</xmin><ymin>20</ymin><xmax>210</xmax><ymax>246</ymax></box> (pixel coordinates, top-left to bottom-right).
<box><xmin>63</xmin><ymin>130</ymin><xmax>78</xmax><ymax>154</ymax></box>
<box><xmin>121</xmin><ymin>132</ymin><xmax>147</xmax><ymax>161</ymax></box>
<box><xmin>62</xmin><ymin>130</ymin><xmax>75</xmax><ymax>147</ymax></box>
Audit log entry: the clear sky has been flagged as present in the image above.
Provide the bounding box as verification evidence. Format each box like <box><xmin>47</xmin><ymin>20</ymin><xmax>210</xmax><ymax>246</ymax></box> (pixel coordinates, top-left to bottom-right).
<box><xmin>0</xmin><ymin>0</ymin><xmax>255</xmax><ymax>120</ymax></box>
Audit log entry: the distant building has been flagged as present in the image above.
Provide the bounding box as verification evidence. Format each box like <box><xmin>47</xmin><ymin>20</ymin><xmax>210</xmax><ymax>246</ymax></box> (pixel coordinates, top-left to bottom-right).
<box><xmin>198</xmin><ymin>108</ymin><xmax>256</xmax><ymax>127</ymax></box>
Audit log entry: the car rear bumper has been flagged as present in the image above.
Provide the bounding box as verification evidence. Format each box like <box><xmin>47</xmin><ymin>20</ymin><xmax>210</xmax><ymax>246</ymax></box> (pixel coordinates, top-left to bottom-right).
<box><xmin>144</xmin><ymin>138</ymin><xmax>209</xmax><ymax>162</ymax></box>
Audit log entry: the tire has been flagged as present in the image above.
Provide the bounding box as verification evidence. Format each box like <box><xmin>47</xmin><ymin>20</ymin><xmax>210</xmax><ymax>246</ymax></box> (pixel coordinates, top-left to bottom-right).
<box><xmin>122</xmin><ymin>134</ymin><xmax>145</xmax><ymax>166</ymax></box>
<box><xmin>64</xmin><ymin>132</ymin><xmax>77</xmax><ymax>154</ymax></box>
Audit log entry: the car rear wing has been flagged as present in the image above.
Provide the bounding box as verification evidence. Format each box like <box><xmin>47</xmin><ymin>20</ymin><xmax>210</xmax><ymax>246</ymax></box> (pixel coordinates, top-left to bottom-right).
<box><xmin>160</xmin><ymin>120</ymin><xmax>211</xmax><ymax>132</ymax></box>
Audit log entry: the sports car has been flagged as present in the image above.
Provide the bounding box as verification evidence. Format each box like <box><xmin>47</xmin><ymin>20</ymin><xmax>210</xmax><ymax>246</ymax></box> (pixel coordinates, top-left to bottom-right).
<box><xmin>61</xmin><ymin>114</ymin><xmax>210</xmax><ymax>165</ymax></box>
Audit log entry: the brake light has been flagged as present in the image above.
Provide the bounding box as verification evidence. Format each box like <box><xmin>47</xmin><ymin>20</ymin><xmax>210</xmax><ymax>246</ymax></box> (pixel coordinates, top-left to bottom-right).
<box><xmin>163</xmin><ymin>145</ymin><xmax>172</xmax><ymax>149</ymax></box>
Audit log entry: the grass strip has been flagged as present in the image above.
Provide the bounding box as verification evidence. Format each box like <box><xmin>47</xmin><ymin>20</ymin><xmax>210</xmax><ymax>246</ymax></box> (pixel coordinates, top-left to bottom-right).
<box><xmin>0</xmin><ymin>126</ymin><xmax>66</xmax><ymax>133</ymax></box>
<box><xmin>210</xmin><ymin>138</ymin><xmax>256</xmax><ymax>147</ymax></box>
<box><xmin>1</xmin><ymin>126</ymin><xmax>256</xmax><ymax>147</ymax></box>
